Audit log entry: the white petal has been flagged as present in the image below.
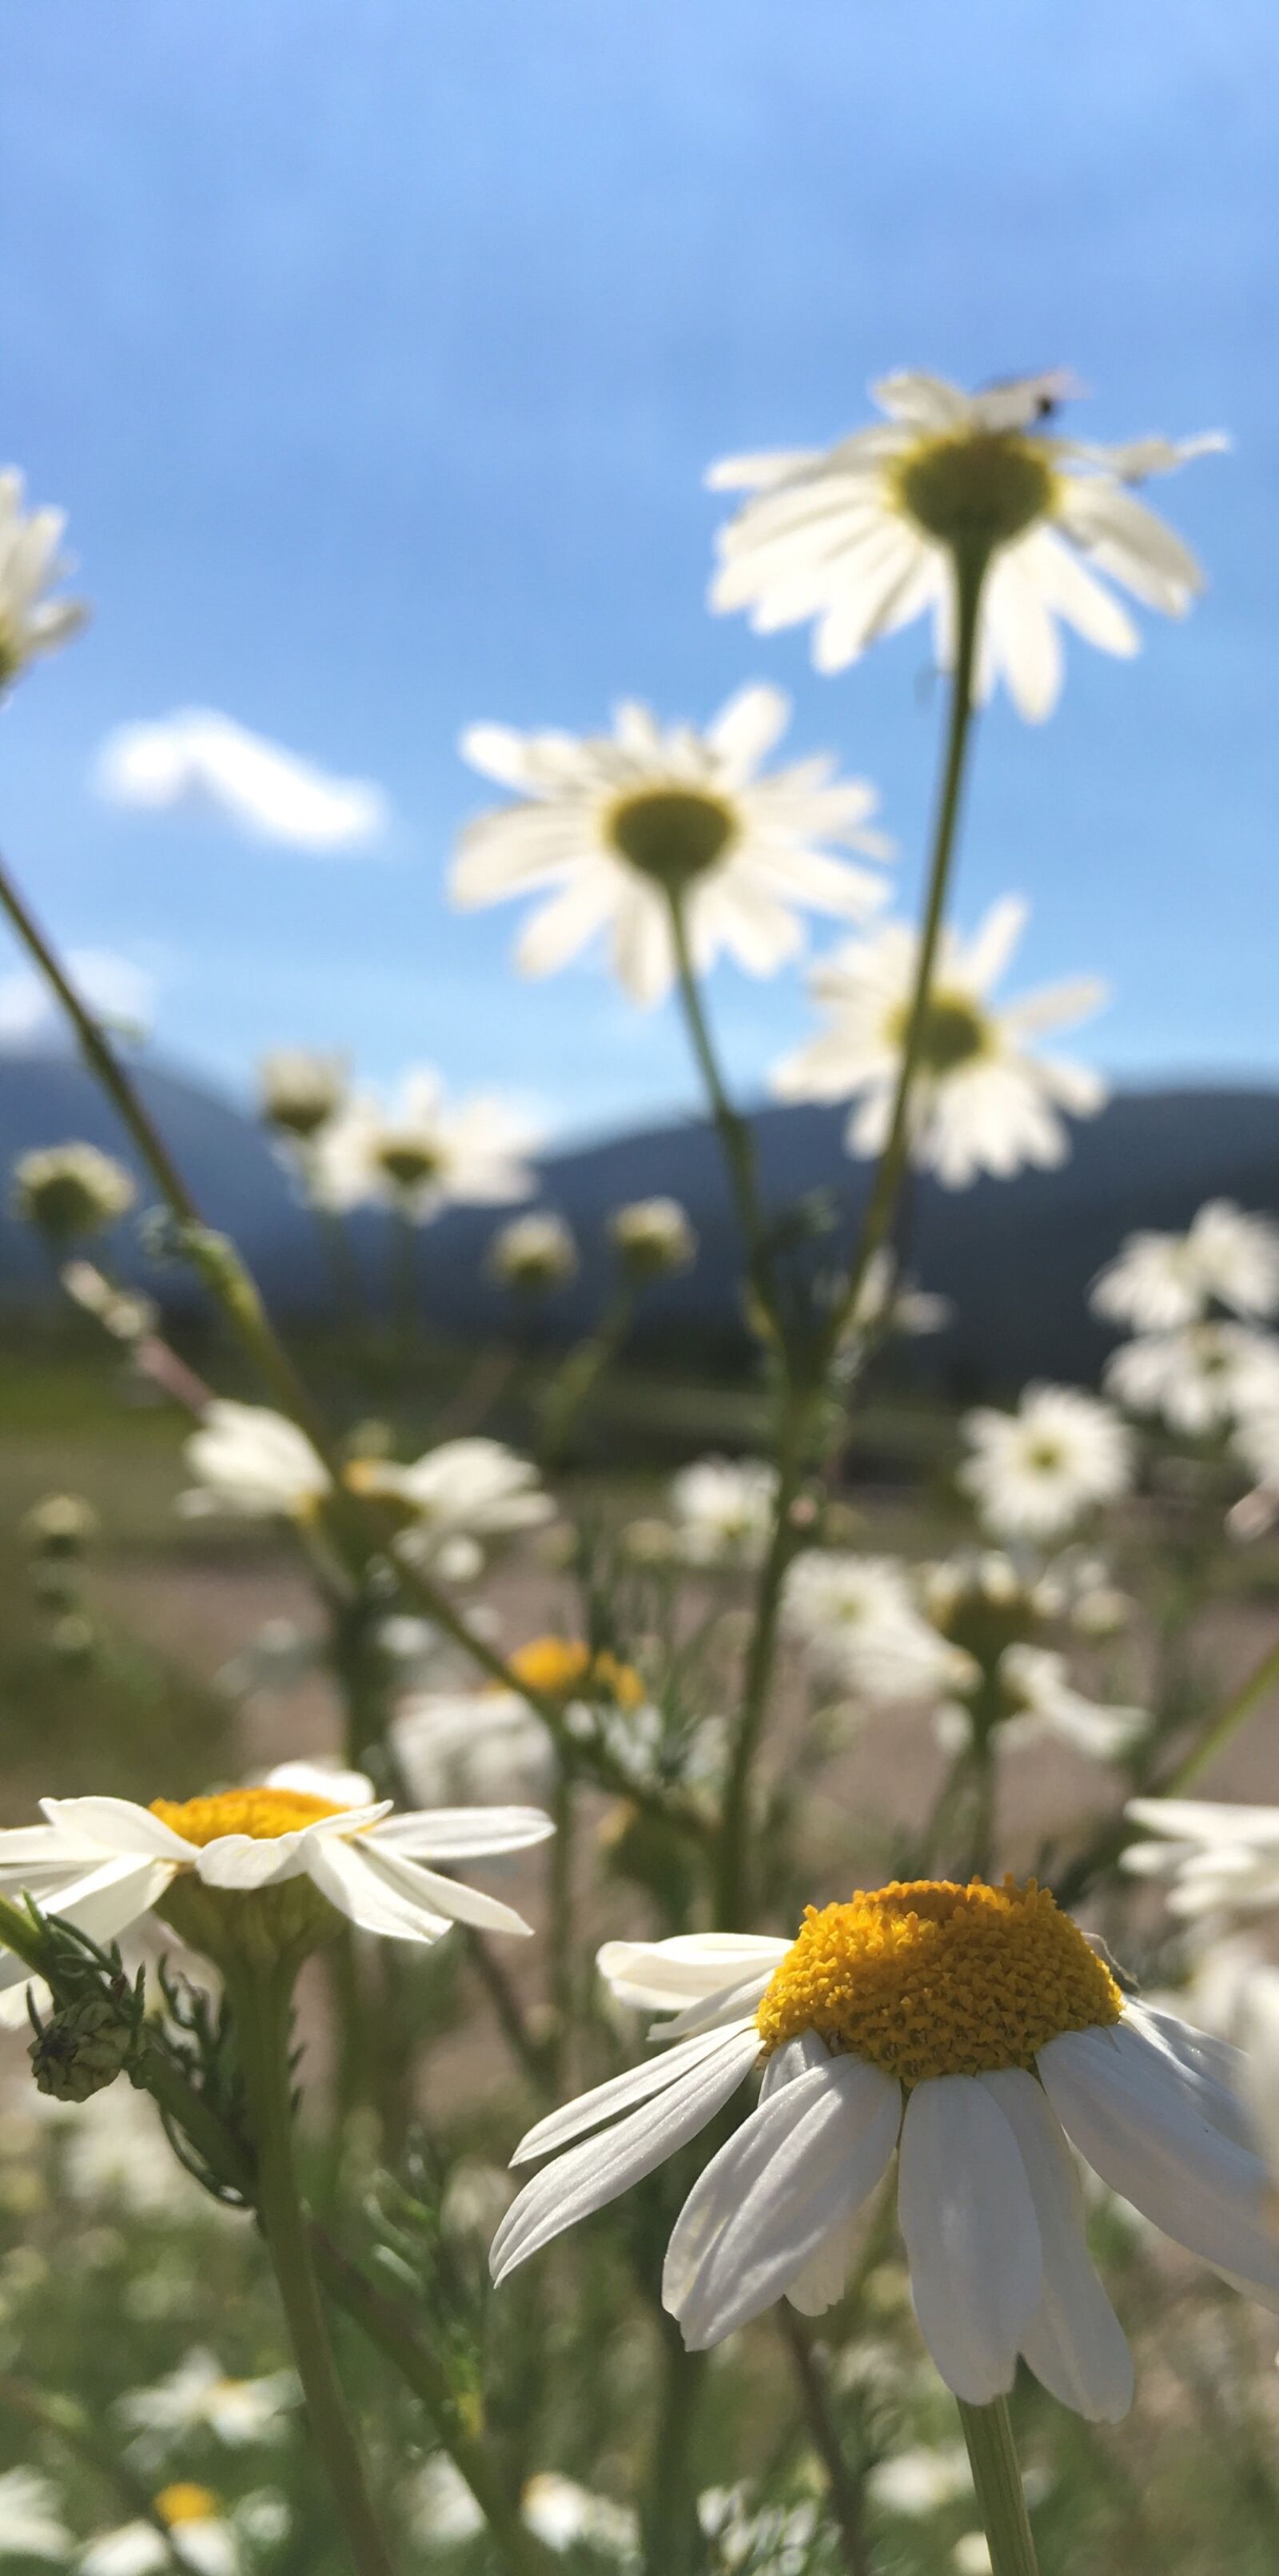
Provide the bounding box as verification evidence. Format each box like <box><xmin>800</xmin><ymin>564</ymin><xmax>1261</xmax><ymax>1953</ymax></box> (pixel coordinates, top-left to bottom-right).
<box><xmin>898</xmin><ymin>2076</ymin><xmax>1042</xmax><ymax>2404</ymax></box>
<box><xmin>266</xmin><ymin>1760</ymin><xmax>377</xmax><ymax>1807</ymax></box>
<box><xmin>39</xmin><ymin>1798</ymin><xmax>193</xmax><ymax>1861</ymax></box>
<box><xmin>358</xmin><ymin>1843</ymin><xmax>532</xmax><ymax>1937</ymax></box>
<box><xmin>194</xmin><ymin>1833</ymin><xmax>311</xmax><ymax>1889</ymax></box>
<box><xmin>0</xmin><ymin>1858</ymin><xmax>173</xmax><ymax>1994</ymax></box>
<box><xmin>597</xmin><ymin>1933</ymin><xmax>791</xmax><ymax>2013</ymax></box>
<box><xmin>491</xmin><ymin>2029</ymin><xmax>759</xmax><ymax>2281</ymax></box>
<box><xmin>980</xmin><ymin>2070</ymin><xmax>1134</xmax><ymax>2422</ymax></box>
<box><xmin>512</xmin><ymin>2025</ymin><xmax>760</xmax><ymax>2165</ymax></box>
<box><xmin>706</xmin><ymin>683</ymin><xmax>790</xmax><ymax>782</ymax></box>
<box><xmin>664</xmin><ymin>2056</ymin><xmax>900</xmax><ymax>2347</ymax></box>
<box><xmin>304</xmin><ymin>1837</ymin><xmax>451</xmax><ymax>1944</ymax></box>
<box><xmin>1039</xmin><ymin>2022</ymin><xmax>1279</xmax><ymax>2295</ymax></box>
<box><xmin>961</xmin><ymin>896</ymin><xmax>1029</xmax><ymax>997</ymax></box>
<box><xmin>370</xmin><ymin>1807</ymin><xmax>556</xmax><ymax>1860</ymax></box>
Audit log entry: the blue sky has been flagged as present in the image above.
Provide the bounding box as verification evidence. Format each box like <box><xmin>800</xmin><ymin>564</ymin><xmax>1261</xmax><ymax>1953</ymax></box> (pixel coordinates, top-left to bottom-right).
<box><xmin>2</xmin><ymin>0</ymin><xmax>1276</xmax><ymax>1141</ymax></box>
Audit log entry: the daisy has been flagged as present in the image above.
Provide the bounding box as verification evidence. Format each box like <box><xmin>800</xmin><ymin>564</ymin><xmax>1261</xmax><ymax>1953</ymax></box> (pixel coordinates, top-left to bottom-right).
<box><xmin>0</xmin><ymin>467</ymin><xmax>88</xmax><ymax>689</ymax></box>
<box><xmin>452</xmin><ymin>686</ymin><xmax>891</xmax><ymax>1007</ymax></box>
<box><xmin>82</xmin><ymin>2489</ymin><xmax>235</xmax><ymax>2576</ymax></box>
<box><xmin>668</xmin><ymin>1457</ymin><xmax>779</xmax><ymax>1566</ymax></box>
<box><xmin>939</xmin><ymin>1643</ymin><xmax>1146</xmax><ymax>1766</ymax></box>
<box><xmin>1103</xmin><ymin>1323</ymin><xmax>1279</xmax><ymax>1436</ymax></box>
<box><xmin>607</xmin><ymin>1196</ymin><xmax>698</xmax><ymax>1281</ymax></box>
<box><xmin>1123</xmin><ymin>1798</ymin><xmax>1279</xmax><ymax>1917</ymax></box>
<box><xmin>771</xmin><ymin>899</ymin><xmax>1106</xmax><ymax>1187</ymax></box>
<box><xmin>492</xmin><ymin>1882</ymin><xmax>1279</xmax><ymax>2417</ymax></box>
<box><xmin>1091</xmin><ymin>1200</ymin><xmax>1279</xmax><ymax>1334</ymax></box>
<box><xmin>958</xmin><ymin>1385</ymin><xmax>1133</xmax><ymax>1543</ymax></box>
<box><xmin>486</xmin><ymin>1210</ymin><xmax>579</xmax><ymax>1292</ymax></box>
<box><xmin>781</xmin><ymin>1553</ymin><xmax>974</xmax><ymax>1703</ymax></box>
<box><xmin>923</xmin><ymin>1551</ymin><xmax>1142</xmax><ymax>1763</ymax></box>
<box><xmin>12</xmin><ymin>1141</ymin><xmax>136</xmax><ymax>1242</ymax></box>
<box><xmin>707</xmin><ymin>370</ymin><xmax>1222</xmax><ymax>720</ymax></box>
<box><xmin>118</xmin><ymin>2350</ymin><xmax>297</xmax><ymax>2451</ymax></box>
<box><xmin>393</xmin><ymin>1689</ymin><xmax>559</xmax><ymax>1810</ymax></box>
<box><xmin>308</xmin><ymin>1067</ymin><xmax>537</xmax><ymax>1220</ymax></box>
<box><xmin>180</xmin><ymin>1404</ymin><xmax>552</xmax><ymax>1571</ymax></box>
<box><xmin>0</xmin><ymin>1758</ymin><xmax>552</xmax><ymax>1993</ymax></box>
<box><xmin>256</xmin><ymin>1049</ymin><xmax>349</xmax><ymax>1143</ymax></box>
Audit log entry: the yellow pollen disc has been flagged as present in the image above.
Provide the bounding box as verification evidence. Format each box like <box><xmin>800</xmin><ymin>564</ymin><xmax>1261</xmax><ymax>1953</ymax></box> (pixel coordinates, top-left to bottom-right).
<box><xmin>755</xmin><ymin>1877</ymin><xmax>1122</xmax><ymax>2084</ymax></box>
<box><xmin>154</xmin><ymin>2486</ymin><xmax>217</xmax><ymax>2528</ymax></box>
<box><xmin>149</xmin><ymin>1789</ymin><xmax>345</xmax><ymax>1847</ymax></box>
<box><xmin>502</xmin><ymin>1635</ymin><xmax>647</xmax><ymax>1709</ymax></box>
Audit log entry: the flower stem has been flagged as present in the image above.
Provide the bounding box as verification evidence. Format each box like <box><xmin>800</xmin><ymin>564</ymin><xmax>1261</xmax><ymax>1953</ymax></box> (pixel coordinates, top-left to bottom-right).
<box><xmin>779</xmin><ymin>2311</ymin><xmax>873</xmax><ymax>2576</ymax></box>
<box><xmin>0</xmin><ymin>848</ymin><xmax>341</xmax><ymax>1465</ymax></box>
<box><xmin>1163</xmin><ymin>1630</ymin><xmax>1279</xmax><ymax>1792</ymax></box>
<box><xmin>538</xmin><ymin>1284</ymin><xmax>636</xmax><ymax>1467</ymax></box>
<box><xmin>228</xmin><ymin>1966</ymin><xmax>397</xmax><ymax>2576</ymax></box>
<box><xmin>957</xmin><ymin>2396</ymin><xmax>1040</xmax><ymax>2576</ymax></box>
<box><xmin>713</xmin><ymin>1408</ymin><xmax>803</xmax><ymax>1926</ymax></box>
<box><xmin>820</xmin><ymin>545</ymin><xmax>989</xmax><ymax>1372</ymax></box>
<box><xmin>665</xmin><ymin>888</ymin><xmax>784</xmax><ymax>1355</ymax></box>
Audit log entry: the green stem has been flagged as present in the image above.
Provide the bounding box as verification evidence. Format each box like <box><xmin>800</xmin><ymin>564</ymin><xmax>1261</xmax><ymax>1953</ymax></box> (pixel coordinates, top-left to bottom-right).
<box><xmin>957</xmin><ymin>2397</ymin><xmax>1039</xmax><ymax>2576</ymax></box>
<box><xmin>640</xmin><ymin>2327</ymin><xmax>706</xmax><ymax>2576</ymax></box>
<box><xmin>548</xmin><ymin>1768</ymin><xmax>576</xmax><ymax>2086</ymax></box>
<box><xmin>778</xmin><ymin>2313</ymin><xmax>872</xmax><ymax>2576</ymax></box>
<box><xmin>713</xmin><ymin>1411</ymin><xmax>803</xmax><ymax>1926</ymax></box>
<box><xmin>538</xmin><ymin>1286</ymin><xmax>635</xmax><ymax>1467</ymax></box>
<box><xmin>0</xmin><ymin>850</ymin><xmax>341</xmax><ymax>1465</ymax></box>
<box><xmin>228</xmin><ymin>1967</ymin><xmax>396</xmax><ymax>2576</ymax></box>
<box><xmin>391</xmin><ymin>1203</ymin><xmax>420</xmax><ymax>1383</ymax></box>
<box><xmin>665</xmin><ymin>889</ymin><xmax>783</xmax><ymax>1354</ymax></box>
<box><xmin>819</xmin><ymin>546</ymin><xmax>989</xmax><ymax>1373</ymax></box>
<box><xmin>1162</xmin><ymin>1630</ymin><xmax>1279</xmax><ymax>1792</ymax></box>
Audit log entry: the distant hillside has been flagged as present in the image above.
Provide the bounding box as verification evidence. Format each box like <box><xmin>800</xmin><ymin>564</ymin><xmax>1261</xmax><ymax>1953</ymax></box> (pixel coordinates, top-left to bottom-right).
<box><xmin>2</xmin><ymin>1049</ymin><xmax>1276</xmax><ymax>1389</ymax></box>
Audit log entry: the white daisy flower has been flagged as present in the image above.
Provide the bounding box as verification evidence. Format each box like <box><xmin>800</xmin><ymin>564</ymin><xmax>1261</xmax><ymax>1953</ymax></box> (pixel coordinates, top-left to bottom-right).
<box><xmin>781</xmin><ymin>1553</ymin><xmax>974</xmax><ymax>1703</ymax></box>
<box><xmin>958</xmin><ymin>1385</ymin><xmax>1133</xmax><ymax>1543</ymax></box>
<box><xmin>12</xmin><ymin>1141</ymin><xmax>136</xmax><ymax>1242</ymax></box>
<box><xmin>307</xmin><ymin>1066</ymin><xmax>537</xmax><ymax>1220</ymax></box>
<box><xmin>1091</xmin><ymin>1201</ymin><xmax>1279</xmax><ymax>1334</ymax></box>
<box><xmin>708</xmin><ymin>371</ymin><xmax>1222</xmax><ymax>720</ymax></box>
<box><xmin>772</xmin><ymin>898</ymin><xmax>1106</xmax><ymax>1187</ymax></box>
<box><xmin>352</xmin><ymin>1436</ymin><xmax>556</xmax><ymax>1569</ymax></box>
<box><xmin>0</xmin><ymin>1758</ymin><xmax>552</xmax><ymax>1993</ymax></box>
<box><xmin>452</xmin><ymin>686</ymin><xmax>891</xmax><ymax>1007</ymax></box>
<box><xmin>1104</xmin><ymin>1323</ymin><xmax>1279</xmax><ymax>1435</ymax></box>
<box><xmin>492</xmin><ymin>1882</ymin><xmax>1279</xmax><ymax>2418</ymax></box>
<box><xmin>922</xmin><ymin>1551</ymin><xmax>1142</xmax><ymax>1765</ymax></box>
<box><xmin>867</xmin><ymin>2443</ymin><xmax>973</xmax><ymax>2517</ymax></box>
<box><xmin>668</xmin><ymin>1457</ymin><xmax>779</xmax><ymax>1566</ymax></box>
<box><xmin>1123</xmin><ymin>1798</ymin><xmax>1279</xmax><ymax>1918</ymax></box>
<box><xmin>392</xmin><ymin>1690</ymin><xmax>559</xmax><ymax>1810</ymax></box>
<box><xmin>0</xmin><ymin>468</ymin><xmax>87</xmax><ymax>689</ymax></box>
<box><xmin>486</xmin><ymin>1210</ymin><xmax>579</xmax><ymax>1292</ymax></box>
<box><xmin>962</xmin><ymin>1644</ymin><xmax>1146</xmax><ymax>1766</ymax></box>
<box><xmin>180</xmin><ymin>1405</ymin><xmax>552</xmax><ymax>1571</ymax></box>
<box><xmin>521</xmin><ymin>2476</ymin><xmax>638</xmax><ymax>2561</ymax></box>
<box><xmin>256</xmin><ymin>1049</ymin><xmax>349</xmax><ymax>1142</ymax></box>
<box><xmin>1233</xmin><ymin>1403</ymin><xmax>1279</xmax><ymax>1498</ymax></box>
<box><xmin>607</xmin><ymin>1196</ymin><xmax>698</xmax><ymax>1281</ymax></box>
<box><xmin>118</xmin><ymin>2350</ymin><xmax>298</xmax><ymax>2451</ymax></box>
<box><xmin>81</xmin><ymin>2489</ymin><xmax>236</xmax><ymax>2576</ymax></box>
<box><xmin>0</xmin><ymin>2467</ymin><xmax>73</xmax><ymax>2561</ymax></box>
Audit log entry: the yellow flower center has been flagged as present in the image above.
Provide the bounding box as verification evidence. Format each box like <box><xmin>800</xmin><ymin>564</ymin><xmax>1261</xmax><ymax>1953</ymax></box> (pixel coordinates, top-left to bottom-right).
<box><xmin>608</xmin><ymin>787</ymin><xmax>736</xmax><ymax>890</ymax></box>
<box><xmin>149</xmin><ymin>1789</ymin><xmax>345</xmax><ymax>1847</ymax></box>
<box><xmin>755</xmin><ymin>1877</ymin><xmax>1121</xmax><ymax>2084</ymax></box>
<box><xmin>889</xmin><ymin>988</ymin><xmax>990</xmax><ymax>1077</ymax></box>
<box><xmin>503</xmin><ymin>1636</ymin><xmax>647</xmax><ymax>1710</ymax></box>
<box><xmin>154</xmin><ymin>2486</ymin><xmax>217</xmax><ymax>2529</ymax></box>
<box><xmin>894</xmin><ymin>432</ymin><xmax>1056</xmax><ymax>551</ymax></box>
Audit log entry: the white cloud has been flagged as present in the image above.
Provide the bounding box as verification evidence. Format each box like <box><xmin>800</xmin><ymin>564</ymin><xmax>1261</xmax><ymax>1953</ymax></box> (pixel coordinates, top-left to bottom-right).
<box><xmin>0</xmin><ymin>947</ymin><xmax>157</xmax><ymax>1049</ymax></box>
<box><xmin>92</xmin><ymin>708</ymin><xmax>389</xmax><ymax>853</ymax></box>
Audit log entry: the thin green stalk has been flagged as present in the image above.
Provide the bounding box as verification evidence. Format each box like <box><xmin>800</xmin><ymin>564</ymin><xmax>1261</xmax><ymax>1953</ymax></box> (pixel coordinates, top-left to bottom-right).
<box><xmin>957</xmin><ymin>2397</ymin><xmax>1039</xmax><ymax>2576</ymax></box>
<box><xmin>713</xmin><ymin>1413</ymin><xmax>804</xmax><ymax>1926</ymax></box>
<box><xmin>538</xmin><ymin>1285</ymin><xmax>635</xmax><ymax>1467</ymax></box>
<box><xmin>0</xmin><ymin>850</ymin><xmax>341</xmax><ymax>1465</ymax></box>
<box><xmin>0</xmin><ymin>1896</ymin><xmax>551</xmax><ymax>2576</ymax></box>
<box><xmin>227</xmin><ymin>1966</ymin><xmax>396</xmax><ymax>2576</ymax></box>
<box><xmin>1162</xmin><ymin>1630</ymin><xmax>1279</xmax><ymax>1792</ymax></box>
<box><xmin>665</xmin><ymin>889</ymin><xmax>783</xmax><ymax>1354</ymax></box>
<box><xmin>640</xmin><ymin>2327</ymin><xmax>706</xmax><ymax>2576</ymax></box>
<box><xmin>548</xmin><ymin>1769</ymin><xmax>576</xmax><ymax>2087</ymax></box>
<box><xmin>819</xmin><ymin>546</ymin><xmax>989</xmax><ymax>1372</ymax></box>
<box><xmin>391</xmin><ymin>1203</ymin><xmax>420</xmax><ymax>1383</ymax></box>
<box><xmin>778</xmin><ymin>2312</ymin><xmax>872</xmax><ymax>2576</ymax></box>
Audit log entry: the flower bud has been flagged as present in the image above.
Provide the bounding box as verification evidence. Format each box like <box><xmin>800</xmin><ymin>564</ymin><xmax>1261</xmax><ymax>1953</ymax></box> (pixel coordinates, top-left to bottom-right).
<box><xmin>487</xmin><ymin>1212</ymin><xmax>578</xmax><ymax>1293</ymax></box>
<box><xmin>607</xmin><ymin>1196</ymin><xmax>697</xmax><ymax>1282</ymax></box>
<box><xmin>29</xmin><ymin>1997</ymin><xmax>134</xmax><ymax>2101</ymax></box>
<box><xmin>12</xmin><ymin>1143</ymin><xmax>135</xmax><ymax>1243</ymax></box>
